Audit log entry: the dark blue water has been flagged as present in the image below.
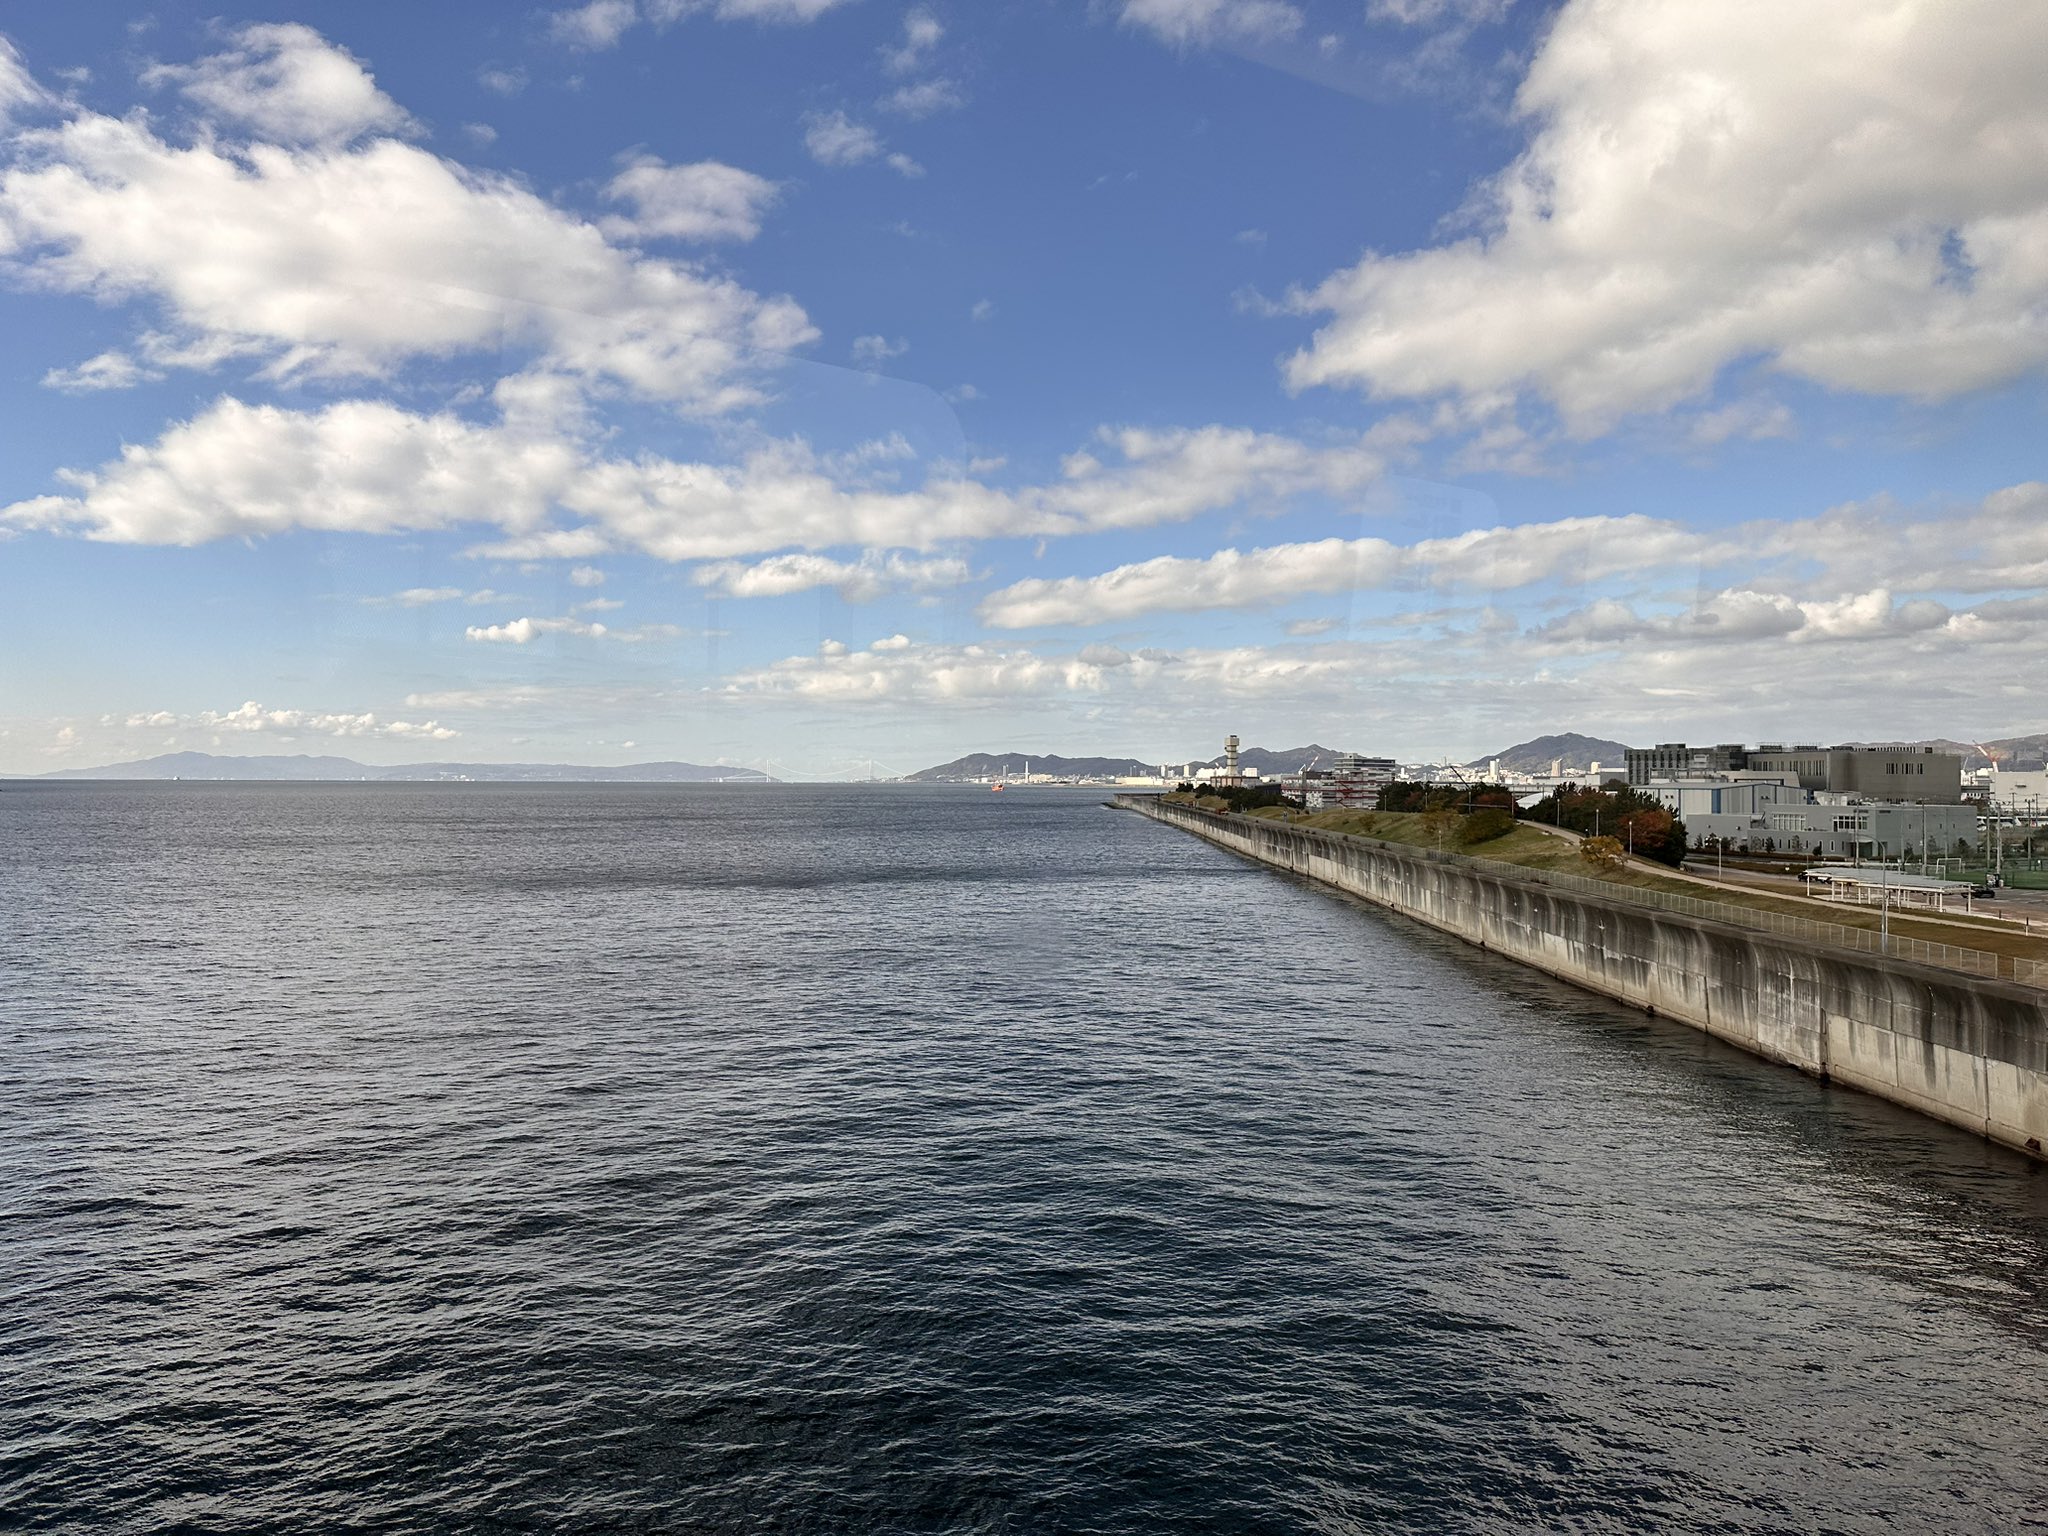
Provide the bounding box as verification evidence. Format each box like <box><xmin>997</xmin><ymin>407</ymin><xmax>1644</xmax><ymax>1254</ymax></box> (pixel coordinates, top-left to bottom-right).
<box><xmin>3</xmin><ymin>784</ymin><xmax>2045</xmax><ymax>1534</ymax></box>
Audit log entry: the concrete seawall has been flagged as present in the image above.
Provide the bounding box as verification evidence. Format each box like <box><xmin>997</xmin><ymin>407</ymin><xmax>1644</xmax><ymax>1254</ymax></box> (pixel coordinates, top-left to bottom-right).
<box><xmin>1118</xmin><ymin>795</ymin><xmax>2048</xmax><ymax>1161</ymax></box>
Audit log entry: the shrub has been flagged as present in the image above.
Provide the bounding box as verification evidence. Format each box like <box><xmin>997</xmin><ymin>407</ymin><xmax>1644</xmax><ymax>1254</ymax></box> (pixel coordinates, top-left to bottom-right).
<box><xmin>1458</xmin><ymin>807</ymin><xmax>1517</xmax><ymax>846</ymax></box>
<box><xmin>1579</xmin><ymin>834</ymin><xmax>1625</xmax><ymax>871</ymax></box>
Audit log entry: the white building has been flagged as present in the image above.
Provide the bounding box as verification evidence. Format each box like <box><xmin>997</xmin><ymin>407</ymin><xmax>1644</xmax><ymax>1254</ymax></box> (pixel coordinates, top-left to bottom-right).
<box><xmin>1989</xmin><ymin>768</ymin><xmax>2048</xmax><ymax>813</ymax></box>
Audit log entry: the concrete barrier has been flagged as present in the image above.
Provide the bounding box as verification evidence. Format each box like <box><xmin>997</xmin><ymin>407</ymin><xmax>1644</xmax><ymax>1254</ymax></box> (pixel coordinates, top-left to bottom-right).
<box><xmin>1117</xmin><ymin>796</ymin><xmax>2048</xmax><ymax>1161</ymax></box>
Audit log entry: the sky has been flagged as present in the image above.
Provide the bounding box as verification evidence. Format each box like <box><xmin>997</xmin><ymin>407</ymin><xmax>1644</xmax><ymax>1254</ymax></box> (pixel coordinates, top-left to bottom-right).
<box><xmin>2</xmin><ymin>0</ymin><xmax>2045</xmax><ymax>777</ymax></box>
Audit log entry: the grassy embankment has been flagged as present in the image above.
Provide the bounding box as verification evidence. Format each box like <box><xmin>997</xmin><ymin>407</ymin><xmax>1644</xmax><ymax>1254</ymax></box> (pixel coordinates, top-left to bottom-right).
<box><xmin>1162</xmin><ymin>793</ymin><xmax>2048</xmax><ymax>966</ymax></box>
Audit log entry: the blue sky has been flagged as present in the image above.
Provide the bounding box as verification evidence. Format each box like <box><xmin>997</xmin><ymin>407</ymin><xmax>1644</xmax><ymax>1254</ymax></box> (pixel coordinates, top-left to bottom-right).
<box><xmin>2</xmin><ymin>0</ymin><xmax>2044</xmax><ymax>776</ymax></box>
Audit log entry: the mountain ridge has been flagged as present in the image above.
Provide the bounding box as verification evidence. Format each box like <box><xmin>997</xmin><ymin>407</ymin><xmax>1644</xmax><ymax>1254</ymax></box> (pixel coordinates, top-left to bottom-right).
<box><xmin>27</xmin><ymin>751</ymin><xmax>773</xmax><ymax>783</ymax></box>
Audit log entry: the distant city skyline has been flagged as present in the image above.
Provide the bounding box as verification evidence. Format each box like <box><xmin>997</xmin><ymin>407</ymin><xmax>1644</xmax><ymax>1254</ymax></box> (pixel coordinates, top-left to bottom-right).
<box><xmin>4</xmin><ymin>1</ymin><xmax>2046</xmax><ymax>776</ymax></box>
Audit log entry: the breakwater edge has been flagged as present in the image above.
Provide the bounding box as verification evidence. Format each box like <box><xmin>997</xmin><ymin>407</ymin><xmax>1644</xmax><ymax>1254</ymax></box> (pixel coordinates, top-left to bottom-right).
<box><xmin>1117</xmin><ymin>794</ymin><xmax>2048</xmax><ymax>1161</ymax></box>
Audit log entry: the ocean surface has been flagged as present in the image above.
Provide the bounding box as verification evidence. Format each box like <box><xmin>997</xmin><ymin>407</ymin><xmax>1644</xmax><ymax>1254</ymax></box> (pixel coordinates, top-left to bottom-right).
<box><xmin>3</xmin><ymin>782</ymin><xmax>2046</xmax><ymax>1535</ymax></box>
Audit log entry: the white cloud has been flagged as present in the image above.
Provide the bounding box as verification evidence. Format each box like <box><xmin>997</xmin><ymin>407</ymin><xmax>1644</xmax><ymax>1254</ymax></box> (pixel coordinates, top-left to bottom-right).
<box><xmin>466</xmin><ymin>613</ymin><xmax>678</xmax><ymax>643</ymax></box>
<box><xmin>725</xmin><ymin>632</ymin><xmax>1374</xmax><ymax>706</ymax></box>
<box><xmin>803</xmin><ymin>110</ymin><xmax>880</xmax><ymax>166</ymax></box>
<box><xmin>880</xmin><ymin>78</ymin><xmax>964</xmax><ymax>118</ymax></box>
<box><xmin>601</xmin><ymin>156</ymin><xmax>779</xmax><ymax>242</ymax></box>
<box><xmin>1287</xmin><ymin>0</ymin><xmax>2048</xmax><ymax>433</ymax></box>
<box><xmin>366</xmin><ymin>586</ymin><xmax>466</xmax><ymax>607</ymax></box>
<box><xmin>477</xmin><ymin>66</ymin><xmax>527</xmax><ymax>96</ymax></box>
<box><xmin>1</xmin><ymin>57</ymin><xmax>814</xmax><ymax>410</ymax></box>
<box><xmin>1119</xmin><ymin>0</ymin><xmax>1304</xmax><ymax>48</ymax></box>
<box><xmin>970</xmin><ymin>298</ymin><xmax>995</xmax><ymax>322</ymax></box>
<box><xmin>569</xmin><ymin>564</ymin><xmax>607</xmax><ymax>587</ymax></box>
<box><xmin>1685</xmin><ymin>399</ymin><xmax>1796</xmax><ymax>448</ymax></box>
<box><xmin>466</xmin><ymin>615</ymin><xmax>608</xmax><ymax>644</ymax></box>
<box><xmin>882</xmin><ymin>9</ymin><xmax>943</xmax><ymax>74</ymax></box>
<box><xmin>885</xmin><ymin>151</ymin><xmax>925</xmax><ymax>179</ymax></box>
<box><xmin>160</xmin><ymin>699</ymin><xmax>457</xmax><ymax>740</ymax></box>
<box><xmin>655</xmin><ymin>0</ymin><xmax>857</xmax><ymax>20</ymax></box>
<box><xmin>5</xmin><ymin>401</ymin><xmax>1403</xmax><ymax>564</ymax></box>
<box><xmin>977</xmin><ymin>514</ymin><xmax>1715</xmax><ymax>627</ymax></box>
<box><xmin>1368</xmin><ymin>0</ymin><xmax>1512</xmax><ymax>22</ymax></box>
<box><xmin>1</xmin><ymin>396</ymin><xmax>578</xmax><ymax>545</ymax></box>
<box><xmin>1</xmin><ymin>38</ymin><xmax>48</xmax><ymax>124</ymax></box>
<box><xmin>142</xmin><ymin>23</ymin><xmax>415</xmax><ymax>147</ymax></box>
<box><xmin>41</xmin><ymin>350</ymin><xmax>161</xmax><ymax>392</ymax></box>
<box><xmin>983</xmin><ymin>540</ymin><xmax>1400</xmax><ymax>628</ymax></box>
<box><xmin>692</xmin><ymin>550</ymin><xmax>972</xmax><ymax>601</ymax></box>
<box><xmin>851</xmin><ymin>334</ymin><xmax>908</xmax><ymax>368</ymax></box>
<box><xmin>550</xmin><ymin>0</ymin><xmax>640</xmax><ymax>50</ymax></box>
<box><xmin>462</xmin><ymin>122</ymin><xmax>498</xmax><ymax>146</ymax></box>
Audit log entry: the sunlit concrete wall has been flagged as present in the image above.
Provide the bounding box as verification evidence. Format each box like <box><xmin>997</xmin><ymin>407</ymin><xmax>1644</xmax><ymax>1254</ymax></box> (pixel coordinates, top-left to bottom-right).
<box><xmin>1118</xmin><ymin>797</ymin><xmax>2048</xmax><ymax>1161</ymax></box>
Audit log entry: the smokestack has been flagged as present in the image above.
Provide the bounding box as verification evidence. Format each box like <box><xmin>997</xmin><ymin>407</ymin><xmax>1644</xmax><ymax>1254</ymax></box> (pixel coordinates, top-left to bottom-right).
<box><xmin>1225</xmin><ymin>734</ymin><xmax>1240</xmax><ymax>778</ymax></box>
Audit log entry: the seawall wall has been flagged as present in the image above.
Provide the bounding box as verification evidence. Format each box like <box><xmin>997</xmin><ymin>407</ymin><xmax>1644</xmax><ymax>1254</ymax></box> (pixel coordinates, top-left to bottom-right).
<box><xmin>1117</xmin><ymin>795</ymin><xmax>2048</xmax><ymax>1160</ymax></box>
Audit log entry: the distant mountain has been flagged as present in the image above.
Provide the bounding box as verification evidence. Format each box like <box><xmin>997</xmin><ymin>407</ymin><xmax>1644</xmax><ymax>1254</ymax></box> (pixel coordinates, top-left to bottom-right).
<box><xmin>1847</xmin><ymin>733</ymin><xmax>2048</xmax><ymax>770</ymax></box>
<box><xmin>33</xmin><ymin>751</ymin><xmax>773</xmax><ymax>783</ymax></box>
<box><xmin>907</xmin><ymin>752</ymin><xmax>1156</xmax><ymax>781</ymax></box>
<box><xmin>1468</xmin><ymin>733</ymin><xmax>1632</xmax><ymax>773</ymax></box>
<box><xmin>1209</xmin><ymin>743</ymin><xmax>1348</xmax><ymax>776</ymax></box>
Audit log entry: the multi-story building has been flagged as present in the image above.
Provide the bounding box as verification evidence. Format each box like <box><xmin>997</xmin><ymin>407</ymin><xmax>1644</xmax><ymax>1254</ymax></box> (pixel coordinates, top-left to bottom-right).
<box><xmin>1625</xmin><ymin>742</ymin><xmax>1749</xmax><ymax>783</ymax></box>
<box><xmin>1326</xmin><ymin>752</ymin><xmax>1396</xmax><ymax>806</ymax></box>
<box><xmin>1640</xmin><ymin>777</ymin><xmax>1979</xmax><ymax>857</ymax></box>
<box><xmin>1627</xmin><ymin>742</ymin><xmax>1962</xmax><ymax>803</ymax></box>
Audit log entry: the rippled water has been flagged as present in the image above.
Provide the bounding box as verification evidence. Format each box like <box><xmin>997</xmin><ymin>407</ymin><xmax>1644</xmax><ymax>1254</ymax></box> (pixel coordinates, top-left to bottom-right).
<box><xmin>3</xmin><ymin>783</ymin><xmax>2046</xmax><ymax>1534</ymax></box>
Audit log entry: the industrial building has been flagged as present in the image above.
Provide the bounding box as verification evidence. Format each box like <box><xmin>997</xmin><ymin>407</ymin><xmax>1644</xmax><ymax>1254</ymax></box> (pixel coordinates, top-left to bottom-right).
<box><xmin>1625</xmin><ymin>741</ymin><xmax>1962</xmax><ymax>803</ymax></box>
<box><xmin>1640</xmin><ymin>777</ymin><xmax>1979</xmax><ymax>858</ymax></box>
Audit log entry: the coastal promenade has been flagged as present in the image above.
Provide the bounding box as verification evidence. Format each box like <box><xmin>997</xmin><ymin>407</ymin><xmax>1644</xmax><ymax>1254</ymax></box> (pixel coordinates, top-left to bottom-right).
<box><xmin>1117</xmin><ymin>794</ymin><xmax>2048</xmax><ymax>1161</ymax></box>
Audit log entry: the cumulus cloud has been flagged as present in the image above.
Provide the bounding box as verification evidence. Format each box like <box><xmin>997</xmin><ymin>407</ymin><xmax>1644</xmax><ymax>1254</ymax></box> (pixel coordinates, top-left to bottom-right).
<box><xmin>654</xmin><ymin>0</ymin><xmax>856</xmax><ymax>22</ymax></box>
<box><xmin>467</xmin><ymin>613</ymin><xmax>680</xmax><ymax>643</ymax></box>
<box><xmin>550</xmin><ymin>0</ymin><xmax>640</xmax><ymax>49</ymax></box>
<box><xmin>725</xmin><ymin>632</ymin><xmax>1375</xmax><ymax>706</ymax></box>
<box><xmin>40</xmin><ymin>350</ymin><xmax>161</xmax><ymax>392</ymax></box>
<box><xmin>1287</xmin><ymin>0</ymin><xmax>2048</xmax><ymax>433</ymax></box>
<box><xmin>880</xmin><ymin>78</ymin><xmax>964</xmax><ymax>118</ymax></box>
<box><xmin>2</xmin><ymin>399</ymin><xmax>1406</xmax><ymax>563</ymax></box>
<box><xmin>1</xmin><ymin>37</ymin><xmax>48</xmax><ymax>123</ymax></box>
<box><xmin>1119</xmin><ymin>0</ymin><xmax>1304</xmax><ymax>48</ymax></box>
<box><xmin>882</xmin><ymin>9</ymin><xmax>943</xmax><ymax>74</ymax></box>
<box><xmin>850</xmin><ymin>334</ymin><xmax>908</xmax><ymax>368</ymax></box>
<box><xmin>142</xmin><ymin>22</ymin><xmax>415</xmax><ymax>146</ymax></box>
<box><xmin>692</xmin><ymin>550</ymin><xmax>972</xmax><ymax>601</ymax></box>
<box><xmin>601</xmin><ymin>156</ymin><xmax>779</xmax><ymax>243</ymax></box>
<box><xmin>466</xmin><ymin>615</ymin><xmax>606</xmax><ymax>643</ymax></box>
<box><xmin>803</xmin><ymin>110</ymin><xmax>881</xmax><ymax>166</ymax></box>
<box><xmin>366</xmin><ymin>586</ymin><xmax>467</xmax><ymax>607</ymax></box>
<box><xmin>977</xmin><ymin>514</ymin><xmax>1719</xmax><ymax>627</ymax></box>
<box><xmin>0</xmin><ymin>397</ymin><xmax>577</xmax><ymax>545</ymax></box>
<box><xmin>2</xmin><ymin>49</ymin><xmax>814</xmax><ymax>410</ymax></box>
<box><xmin>150</xmin><ymin>699</ymin><xmax>457</xmax><ymax>740</ymax></box>
<box><xmin>568</xmin><ymin>565</ymin><xmax>607</xmax><ymax>587</ymax></box>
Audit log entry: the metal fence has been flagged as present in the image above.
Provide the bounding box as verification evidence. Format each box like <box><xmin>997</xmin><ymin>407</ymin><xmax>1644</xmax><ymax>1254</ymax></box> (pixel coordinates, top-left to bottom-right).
<box><xmin>1126</xmin><ymin>797</ymin><xmax>2043</xmax><ymax>988</ymax></box>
